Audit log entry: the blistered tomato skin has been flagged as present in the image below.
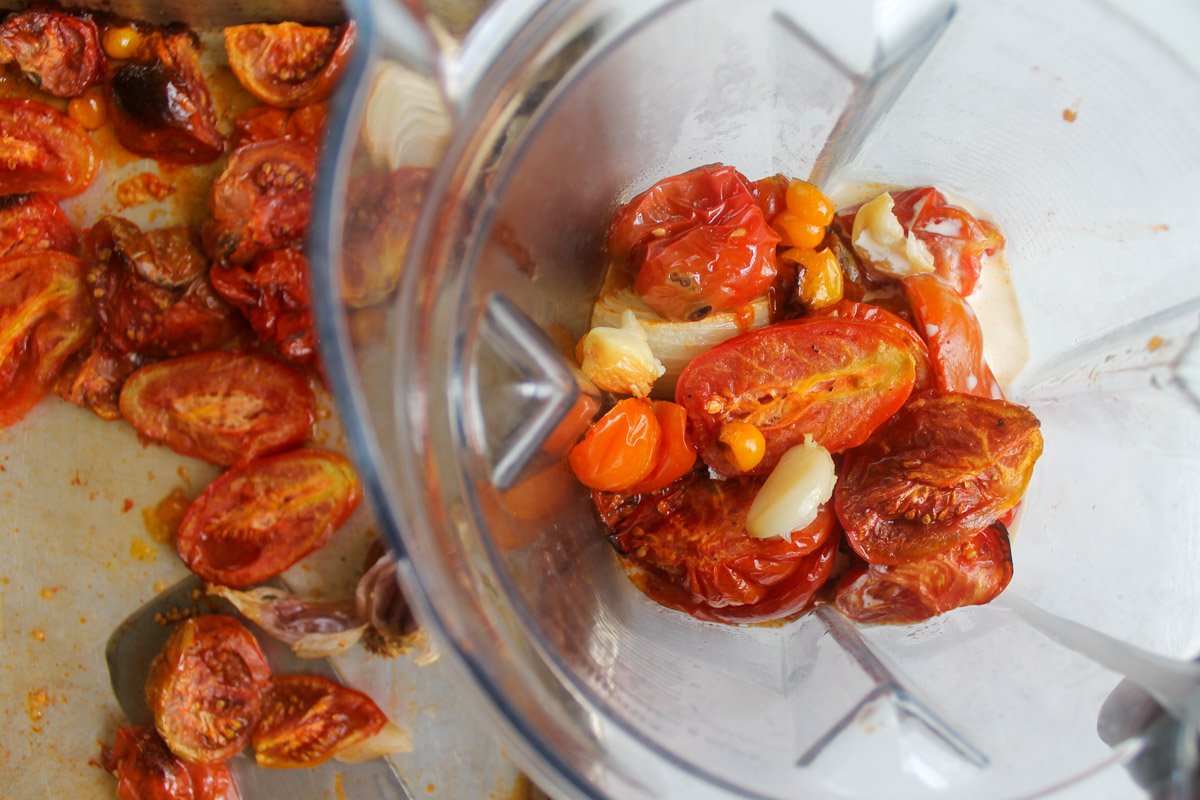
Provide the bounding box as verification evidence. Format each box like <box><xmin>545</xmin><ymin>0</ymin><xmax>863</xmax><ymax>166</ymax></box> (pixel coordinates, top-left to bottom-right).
<box><xmin>102</xmin><ymin>726</ymin><xmax>241</xmax><ymax>800</ymax></box>
<box><xmin>0</xmin><ymin>193</ymin><xmax>77</xmax><ymax>258</ymax></box>
<box><xmin>251</xmin><ymin>674</ymin><xmax>387</xmax><ymax>769</ymax></box>
<box><xmin>0</xmin><ymin>10</ymin><xmax>105</xmax><ymax>98</ymax></box>
<box><xmin>224</xmin><ymin>22</ymin><xmax>355</xmax><ymax>108</ymax></box>
<box><xmin>56</xmin><ymin>336</ymin><xmax>144</xmax><ymax>421</ymax></box>
<box><xmin>119</xmin><ymin>351</ymin><xmax>316</xmax><ymax>466</ymax></box>
<box><xmin>209</xmin><ymin>249</ymin><xmax>316</xmax><ymax>367</ymax></box>
<box><xmin>0</xmin><ymin>98</ymin><xmax>99</xmax><ymax>198</ymax></box>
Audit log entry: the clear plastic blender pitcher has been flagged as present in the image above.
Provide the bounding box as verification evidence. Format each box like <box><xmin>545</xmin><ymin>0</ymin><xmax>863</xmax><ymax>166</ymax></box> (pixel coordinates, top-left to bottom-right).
<box><xmin>307</xmin><ymin>0</ymin><xmax>1200</xmax><ymax>796</ymax></box>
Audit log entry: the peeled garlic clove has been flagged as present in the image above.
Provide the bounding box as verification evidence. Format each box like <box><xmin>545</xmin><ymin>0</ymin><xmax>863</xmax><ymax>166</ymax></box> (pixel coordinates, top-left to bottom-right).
<box><xmin>578</xmin><ymin>309</ymin><xmax>665</xmax><ymax>397</ymax></box>
<box><xmin>746</xmin><ymin>437</ymin><xmax>837</xmax><ymax>539</ymax></box>
<box><xmin>851</xmin><ymin>192</ymin><xmax>935</xmax><ymax>279</ymax></box>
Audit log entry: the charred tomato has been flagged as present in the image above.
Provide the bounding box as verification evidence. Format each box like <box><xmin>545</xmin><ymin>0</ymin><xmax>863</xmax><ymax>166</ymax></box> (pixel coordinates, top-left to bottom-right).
<box><xmin>102</xmin><ymin>726</ymin><xmax>240</xmax><ymax>800</ymax></box>
<box><xmin>0</xmin><ymin>98</ymin><xmax>98</xmax><ymax>198</ymax></box>
<box><xmin>224</xmin><ymin>22</ymin><xmax>355</xmax><ymax>108</ymax></box>
<box><xmin>56</xmin><ymin>335</ymin><xmax>144</xmax><ymax>420</ymax></box>
<box><xmin>209</xmin><ymin>249</ymin><xmax>315</xmax><ymax>366</ymax></box>
<box><xmin>0</xmin><ymin>193</ymin><xmax>77</xmax><ymax>258</ymax></box>
<box><xmin>251</xmin><ymin>674</ymin><xmax>387</xmax><ymax>768</ymax></box>
<box><xmin>0</xmin><ymin>10</ymin><xmax>104</xmax><ymax>97</ymax></box>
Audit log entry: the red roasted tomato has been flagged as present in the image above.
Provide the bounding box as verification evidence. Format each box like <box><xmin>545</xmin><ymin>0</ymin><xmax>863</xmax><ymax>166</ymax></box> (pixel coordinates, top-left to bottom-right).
<box><xmin>608</xmin><ymin>164</ymin><xmax>781</xmax><ymax>321</ymax></box>
<box><xmin>902</xmin><ymin>272</ymin><xmax>1001</xmax><ymax>399</ymax></box>
<box><xmin>224</xmin><ymin>22</ymin><xmax>355</xmax><ymax>108</ymax></box>
<box><xmin>0</xmin><ymin>193</ymin><xmax>77</xmax><ymax>258</ymax></box>
<box><xmin>676</xmin><ymin>317</ymin><xmax>917</xmax><ymax>475</ymax></box>
<box><xmin>0</xmin><ymin>98</ymin><xmax>99</xmax><ymax>197</ymax></box>
<box><xmin>251</xmin><ymin>674</ymin><xmax>387</xmax><ymax>768</ymax></box>
<box><xmin>0</xmin><ymin>10</ymin><xmax>104</xmax><ymax>97</ymax></box>
<box><xmin>836</xmin><ymin>393</ymin><xmax>1043</xmax><ymax>565</ymax></box>
<box><xmin>231</xmin><ymin>103</ymin><xmax>328</xmax><ymax>148</ymax></box>
<box><xmin>146</xmin><ymin>614</ymin><xmax>272</xmax><ymax>764</ymax></box>
<box><xmin>890</xmin><ymin>186</ymin><xmax>1004</xmax><ymax>297</ymax></box>
<box><xmin>815</xmin><ymin>299</ymin><xmax>933</xmax><ymax>393</ymax></box>
<box><xmin>55</xmin><ymin>335</ymin><xmax>144</xmax><ymax>420</ymax></box>
<box><xmin>175</xmin><ymin>448</ymin><xmax>362</xmax><ymax>587</ymax></box>
<box><xmin>209</xmin><ymin>249</ymin><xmax>315</xmax><ymax>366</ymax></box>
<box><xmin>119</xmin><ymin>350</ymin><xmax>315</xmax><ymax>466</ymax></box>
<box><xmin>102</xmin><ymin>726</ymin><xmax>240</xmax><ymax>800</ymax></box>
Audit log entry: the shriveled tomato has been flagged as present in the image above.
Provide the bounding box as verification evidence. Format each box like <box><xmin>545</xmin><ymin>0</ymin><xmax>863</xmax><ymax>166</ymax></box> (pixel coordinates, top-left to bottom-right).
<box><xmin>231</xmin><ymin>103</ymin><xmax>328</xmax><ymax>148</ymax></box>
<box><xmin>902</xmin><ymin>272</ymin><xmax>1001</xmax><ymax>399</ymax></box>
<box><xmin>203</xmin><ymin>141</ymin><xmax>316</xmax><ymax>265</ymax></box>
<box><xmin>109</xmin><ymin>32</ymin><xmax>224</xmax><ymax>163</ymax></box>
<box><xmin>0</xmin><ymin>193</ymin><xmax>77</xmax><ymax>258</ymax></box>
<box><xmin>0</xmin><ymin>10</ymin><xmax>104</xmax><ymax>97</ymax></box>
<box><xmin>102</xmin><ymin>726</ymin><xmax>240</xmax><ymax>800</ymax></box>
<box><xmin>677</xmin><ymin>317</ymin><xmax>917</xmax><ymax>476</ymax></box>
<box><xmin>251</xmin><ymin>674</ymin><xmax>386</xmax><ymax>768</ymax></box>
<box><xmin>600</xmin><ymin>472</ymin><xmax>838</xmax><ymax>623</ymax></box>
<box><xmin>0</xmin><ymin>252</ymin><xmax>96</xmax><ymax>427</ymax></box>
<box><xmin>120</xmin><ymin>351</ymin><xmax>315</xmax><ymax>466</ymax></box>
<box><xmin>56</xmin><ymin>335</ymin><xmax>144</xmax><ymax>420</ymax></box>
<box><xmin>568</xmin><ymin>398</ymin><xmax>661</xmax><ymax>492</ymax></box>
<box><xmin>752</xmin><ymin>173</ymin><xmax>789</xmax><ymax>222</ymax></box>
<box><xmin>816</xmin><ymin>299</ymin><xmax>933</xmax><ymax>393</ymax></box>
<box><xmin>835</xmin><ymin>522</ymin><xmax>1013</xmax><ymax>624</ymax></box>
<box><xmin>224</xmin><ymin>22</ymin><xmax>355</xmax><ymax>108</ymax></box>
<box><xmin>890</xmin><ymin>186</ymin><xmax>1004</xmax><ymax>296</ymax></box>
<box><xmin>209</xmin><ymin>249</ymin><xmax>315</xmax><ymax>366</ymax></box>
<box><xmin>608</xmin><ymin>164</ymin><xmax>780</xmax><ymax>321</ymax></box>
<box><xmin>836</xmin><ymin>394</ymin><xmax>1043</xmax><ymax>565</ymax></box>
<box><xmin>0</xmin><ymin>98</ymin><xmax>98</xmax><ymax>197</ymax></box>
<box><xmin>176</xmin><ymin>448</ymin><xmax>362</xmax><ymax>587</ymax></box>
<box><xmin>627</xmin><ymin>401</ymin><xmax>696</xmax><ymax>493</ymax></box>
<box><xmin>342</xmin><ymin>167</ymin><xmax>428</xmax><ymax>307</ymax></box>
<box><xmin>146</xmin><ymin>614</ymin><xmax>271</xmax><ymax>764</ymax></box>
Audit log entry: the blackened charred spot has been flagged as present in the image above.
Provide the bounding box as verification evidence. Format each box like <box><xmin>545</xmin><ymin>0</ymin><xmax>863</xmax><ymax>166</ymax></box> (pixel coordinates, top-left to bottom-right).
<box><xmin>111</xmin><ymin>62</ymin><xmax>185</xmax><ymax>128</ymax></box>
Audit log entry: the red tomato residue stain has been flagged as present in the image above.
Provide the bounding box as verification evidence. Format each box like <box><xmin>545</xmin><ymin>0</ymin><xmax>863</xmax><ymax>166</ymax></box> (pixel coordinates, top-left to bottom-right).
<box><xmin>122</xmin><ymin>498</ymin><xmax>134</xmax><ymax>512</ymax></box>
<box><xmin>1148</xmin><ymin>335</ymin><xmax>1165</xmax><ymax>352</ymax></box>
<box><xmin>335</xmin><ymin>773</ymin><xmax>347</xmax><ymax>800</ymax></box>
<box><xmin>1062</xmin><ymin>107</ymin><xmax>1078</xmax><ymax>122</ymax></box>
<box><xmin>26</xmin><ymin>687</ymin><xmax>53</xmax><ymax>731</ymax></box>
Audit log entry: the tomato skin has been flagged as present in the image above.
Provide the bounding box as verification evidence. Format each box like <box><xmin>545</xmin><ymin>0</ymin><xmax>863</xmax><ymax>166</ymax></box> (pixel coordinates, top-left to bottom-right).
<box><xmin>815</xmin><ymin>299</ymin><xmax>933</xmax><ymax>393</ymax></box>
<box><xmin>0</xmin><ymin>98</ymin><xmax>99</xmax><ymax>198</ymax></box>
<box><xmin>176</xmin><ymin>448</ymin><xmax>362</xmax><ymax>588</ymax></box>
<box><xmin>0</xmin><ymin>193</ymin><xmax>77</xmax><ymax>258</ymax></box>
<box><xmin>835</xmin><ymin>523</ymin><xmax>1013</xmax><ymax>624</ymax></box>
<box><xmin>119</xmin><ymin>351</ymin><xmax>315</xmax><ymax>466</ymax></box>
<box><xmin>102</xmin><ymin>726</ymin><xmax>241</xmax><ymax>800</ymax></box>
<box><xmin>0</xmin><ymin>10</ymin><xmax>104</xmax><ymax>97</ymax></box>
<box><xmin>902</xmin><ymin>272</ymin><xmax>1000</xmax><ymax>399</ymax></box>
<box><xmin>626</xmin><ymin>401</ymin><xmax>697</xmax><ymax>493</ymax></box>
<box><xmin>146</xmin><ymin>614</ymin><xmax>271</xmax><ymax>764</ymax></box>
<box><xmin>752</xmin><ymin>174</ymin><xmax>789</xmax><ymax>223</ymax></box>
<box><xmin>56</xmin><ymin>335</ymin><xmax>144</xmax><ymax>420</ymax></box>
<box><xmin>677</xmin><ymin>317</ymin><xmax>917</xmax><ymax>476</ymax></box>
<box><xmin>209</xmin><ymin>249</ymin><xmax>315</xmax><ymax>366</ymax></box>
<box><xmin>251</xmin><ymin>674</ymin><xmax>387</xmax><ymax>768</ymax></box>
<box><xmin>890</xmin><ymin>186</ymin><xmax>1004</xmax><ymax>297</ymax></box>
<box><xmin>568</xmin><ymin>398</ymin><xmax>661</xmax><ymax>492</ymax></box>
<box><xmin>224</xmin><ymin>22</ymin><xmax>355</xmax><ymax>108</ymax></box>
<box><xmin>232</xmin><ymin>103</ymin><xmax>328</xmax><ymax>149</ymax></box>
<box><xmin>836</xmin><ymin>393</ymin><xmax>1043</xmax><ymax>565</ymax></box>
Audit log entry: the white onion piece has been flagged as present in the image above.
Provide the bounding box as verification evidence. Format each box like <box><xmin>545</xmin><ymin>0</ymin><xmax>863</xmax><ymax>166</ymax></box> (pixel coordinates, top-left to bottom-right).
<box><xmin>363</xmin><ymin>63</ymin><xmax>451</xmax><ymax>170</ymax></box>
<box><xmin>334</xmin><ymin>720</ymin><xmax>414</xmax><ymax>763</ymax></box>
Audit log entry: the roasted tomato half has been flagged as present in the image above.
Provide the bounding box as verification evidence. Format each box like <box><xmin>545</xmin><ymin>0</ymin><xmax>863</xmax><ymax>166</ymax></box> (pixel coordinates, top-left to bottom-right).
<box><xmin>0</xmin><ymin>98</ymin><xmax>99</xmax><ymax>197</ymax></box>
<box><xmin>231</xmin><ymin>103</ymin><xmax>328</xmax><ymax>148</ymax></box>
<box><xmin>224</xmin><ymin>22</ymin><xmax>355</xmax><ymax>108</ymax></box>
<box><xmin>119</xmin><ymin>350</ymin><xmax>315</xmax><ymax>466</ymax></box>
<box><xmin>903</xmin><ymin>272</ymin><xmax>1002</xmax><ymax>399</ymax></box>
<box><xmin>836</xmin><ymin>394</ymin><xmax>1043</xmax><ymax>565</ymax></box>
<box><xmin>0</xmin><ymin>10</ymin><xmax>104</xmax><ymax>97</ymax></box>
<box><xmin>56</xmin><ymin>335</ymin><xmax>144</xmax><ymax>420</ymax></box>
<box><xmin>598</xmin><ymin>472</ymin><xmax>838</xmax><ymax>623</ymax></box>
<box><xmin>0</xmin><ymin>252</ymin><xmax>96</xmax><ymax>427</ymax></box>
<box><xmin>608</xmin><ymin>164</ymin><xmax>780</xmax><ymax>321</ymax></box>
<box><xmin>210</xmin><ymin>249</ymin><xmax>315</xmax><ymax>366</ymax></box>
<box><xmin>203</xmin><ymin>141</ymin><xmax>316</xmax><ymax>265</ymax></box>
<box><xmin>816</xmin><ymin>299</ymin><xmax>933</xmax><ymax>393</ymax></box>
<box><xmin>176</xmin><ymin>448</ymin><xmax>362</xmax><ymax>587</ymax></box>
<box><xmin>146</xmin><ymin>614</ymin><xmax>271</xmax><ymax>764</ymax></box>
<box><xmin>676</xmin><ymin>317</ymin><xmax>916</xmax><ymax>476</ymax></box>
<box><xmin>251</xmin><ymin>674</ymin><xmax>386</xmax><ymax>768</ymax></box>
<box><xmin>109</xmin><ymin>31</ymin><xmax>224</xmax><ymax>163</ymax></box>
<box><xmin>835</xmin><ymin>522</ymin><xmax>1013</xmax><ymax>625</ymax></box>
<box><xmin>890</xmin><ymin>186</ymin><xmax>1004</xmax><ymax>297</ymax></box>
<box><xmin>0</xmin><ymin>193</ymin><xmax>77</xmax><ymax>258</ymax></box>
<box><xmin>102</xmin><ymin>726</ymin><xmax>240</xmax><ymax>800</ymax></box>
<box><xmin>342</xmin><ymin>167</ymin><xmax>429</xmax><ymax>307</ymax></box>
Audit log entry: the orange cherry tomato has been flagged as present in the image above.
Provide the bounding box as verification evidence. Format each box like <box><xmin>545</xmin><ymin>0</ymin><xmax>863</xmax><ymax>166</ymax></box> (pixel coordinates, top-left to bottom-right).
<box><xmin>568</xmin><ymin>398</ymin><xmax>661</xmax><ymax>492</ymax></box>
<box><xmin>627</xmin><ymin>401</ymin><xmax>697</xmax><ymax>493</ymax></box>
<box><xmin>103</xmin><ymin>25</ymin><xmax>144</xmax><ymax>60</ymax></box>
<box><xmin>224</xmin><ymin>22</ymin><xmax>355</xmax><ymax>108</ymax></box>
<box><xmin>784</xmin><ymin>179</ymin><xmax>834</xmax><ymax>226</ymax></box>
<box><xmin>251</xmin><ymin>674</ymin><xmax>387</xmax><ymax>768</ymax></box>
<box><xmin>67</xmin><ymin>87</ymin><xmax>107</xmax><ymax>130</ymax></box>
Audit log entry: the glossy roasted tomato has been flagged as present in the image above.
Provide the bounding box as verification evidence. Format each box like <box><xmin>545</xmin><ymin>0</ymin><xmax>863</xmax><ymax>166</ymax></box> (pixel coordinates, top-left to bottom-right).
<box><xmin>890</xmin><ymin>186</ymin><xmax>1004</xmax><ymax>297</ymax></box>
<box><xmin>231</xmin><ymin>103</ymin><xmax>328</xmax><ymax>148</ymax></box>
<box><xmin>568</xmin><ymin>398</ymin><xmax>661</xmax><ymax>492</ymax></box>
<box><xmin>816</xmin><ymin>299</ymin><xmax>933</xmax><ymax>393</ymax></box>
<box><xmin>902</xmin><ymin>272</ymin><xmax>1001</xmax><ymax>399</ymax></box>
<box><xmin>56</xmin><ymin>335</ymin><xmax>144</xmax><ymax>420</ymax></box>
<box><xmin>209</xmin><ymin>249</ymin><xmax>315</xmax><ymax>366</ymax></box>
<box><xmin>0</xmin><ymin>98</ymin><xmax>99</xmax><ymax>197</ymax></box>
<box><xmin>342</xmin><ymin>167</ymin><xmax>428</xmax><ymax>307</ymax></box>
<box><xmin>0</xmin><ymin>252</ymin><xmax>96</xmax><ymax>427</ymax></box>
<box><xmin>251</xmin><ymin>674</ymin><xmax>386</xmax><ymax>768</ymax></box>
<box><xmin>836</xmin><ymin>393</ymin><xmax>1043</xmax><ymax>565</ymax></box>
<box><xmin>176</xmin><ymin>448</ymin><xmax>362</xmax><ymax>587</ymax></box>
<box><xmin>224</xmin><ymin>22</ymin><xmax>355</xmax><ymax>108</ymax></box>
<box><xmin>599</xmin><ymin>472</ymin><xmax>838</xmax><ymax>623</ymax></box>
<box><xmin>835</xmin><ymin>522</ymin><xmax>1013</xmax><ymax>624</ymax></box>
<box><xmin>0</xmin><ymin>10</ymin><xmax>104</xmax><ymax>97</ymax></box>
<box><xmin>102</xmin><ymin>726</ymin><xmax>240</xmax><ymax>800</ymax></box>
<box><xmin>203</xmin><ymin>141</ymin><xmax>316</xmax><ymax>265</ymax></box>
<box><xmin>146</xmin><ymin>614</ymin><xmax>271</xmax><ymax>764</ymax></box>
<box><xmin>608</xmin><ymin>164</ymin><xmax>780</xmax><ymax>321</ymax></box>
<box><xmin>119</xmin><ymin>351</ymin><xmax>315</xmax><ymax>466</ymax></box>
<box><xmin>0</xmin><ymin>193</ymin><xmax>77</xmax><ymax>258</ymax></box>
<box><xmin>108</xmin><ymin>31</ymin><xmax>224</xmax><ymax>163</ymax></box>
<box><xmin>627</xmin><ymin>401</ymin><xmax>696</xmax><ymax>493</ymax></box>
<box><xmin>752</xmin><ymin>173</ymin><xmax>789</xmax><ymax>223</ymax></box>
<box><xmin>677</xmin><ymin>317</ymin><xmax>917</xmax><ymax>476</ymax></box>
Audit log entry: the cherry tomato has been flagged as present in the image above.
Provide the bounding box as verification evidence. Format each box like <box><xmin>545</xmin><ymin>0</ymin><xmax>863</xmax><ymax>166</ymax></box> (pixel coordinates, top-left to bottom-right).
<box><xmin>0</xmin><ymin>193</ymin><xmax>77</xmax><ymax>258</ymax></box>
<box><xmin>626</xmin><ymin>401</ymin><xmax>696</xmax><ymax>493</ymax></box>
<box><xmin>176</xmin><ymin>448</ymin><xmax>363</xmax><ymax>587</ymax></box>
<box><xmin>224</xmin><ymin>22</ymin><xmax>355</xmax><ymax>108</ymax></box>
<box><xmin>251</xmin><ymin>674</ymin><xmax>387</xmax><ymax>768</ymax></box>
<box><xmin>0</xmin><ymin>10</ymin><xmax>104</xmax><ymax>98</ymax></box>
<box><xmin>815</xmin><ymin>299</ymin><xmax>933</xmax><ymax>393</ymax></box>
<box><xmin>676</xmin><ymin>317</ymin><xmax>917</xmax><ymax>476</ymax></box>
<box><xmin>600</xmin><ymin>472</ymin><xmax>838</xmax><ymax>623</ymax></box>
<box><xmin>209</xmin><ymin>249</ymin><xmax>315</xmax><ymax>366</ymax></box>
<box><xmin>890</xmin><ymin>186</ymin><xmax>1004</xmax><ymax>296</ymax></box>
<box><xmin>608</xmin><ymin>164</ymin><xmax>780</xmax><ymax>321</ymax></box>
<box><xmin>752</xmin><ymin>173</ymin><xmax>788</xmax><ymax>222</ymax></box>
<box><xmin>108</xmin><ymin>32</ymin><xmax>224</xmax><ymax>164</ymax></box>
<box><xmin>102</xmin><ymin>25</ymin><xmax>144</xmax><ymax>60</ymax></box>
<box><xmin>569</xmin><ymin>398</ymin><xmax>661</xmax><ymax>492</ymax></box>
<box><xmin>836</xmin><ymin>394</ymin><xmax>1043</xmax><ymax>565</ymax></box>
<box><xmin>342</xmin><ymin>167</ymin><xmax>429</xmax><ymax>307</ymax></box>
<box><xmin>902</xmin><ymin>272</ymin><xmax>1001</xmax><ymax>399</ymax></box>
<box><xmin>0</xmin><ymin>98</ymin><xmax>98</xmax><ymax>198</ymax></box>
<box><xmin>146</xmin><ymin>614</ymin><xmax>272</xmax><ymax>764</ymax></box>
<box><xmin>119</xmin><ymin>351</ymin><xmax>315</xmax><ymax>466</ymax></box>
<box><xmin>102</xmin><ymin>726</ymin><xmax>240</xmax><ymax>800</ymax></box>
<box><xmin>0</xmin><ymin>252</ymin><xmax>96</xmax><ymax>427</ymax></box>
<box><xmin>203</xmin><ymin>141</ymin><xmax>316</xmax><ymax>265</ymax></box>
<box><xmin>56</xmin><ymin>335</ymin><xmax>144</xmax><ymax>421</ymax></box>
<box><xmin>835</xmin><ymin>522</ymin><xmax>1013</xmax><ymax>624</ymax></box>
<box><xmin>68</xmin><ymin>87</ymin><xmax>107</xmax><ymax>130</ymax></box>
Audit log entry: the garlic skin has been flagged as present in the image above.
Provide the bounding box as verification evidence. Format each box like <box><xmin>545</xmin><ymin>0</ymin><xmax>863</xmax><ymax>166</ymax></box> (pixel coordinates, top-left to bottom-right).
<box><xmin>578</xmin><ymin>309</ymin><xmax>665</xmax><ymax>397</ymax></box>
<box><xmin>746</xmin><ymin>437</ymin><xmax>837</xmax><ymax>540</ymax></box>
<box><xmin>851</xmin><ymin>192</ymin><xmax>936</xmax><ymax>279</ymax></box>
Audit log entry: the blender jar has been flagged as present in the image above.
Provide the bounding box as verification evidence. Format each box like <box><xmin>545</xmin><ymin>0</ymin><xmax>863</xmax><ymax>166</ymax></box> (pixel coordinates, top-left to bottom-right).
<box><xmin>308</xmin><ymin>0</ymin><xmax>1200</xmax><ymax>797</ymax></box>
